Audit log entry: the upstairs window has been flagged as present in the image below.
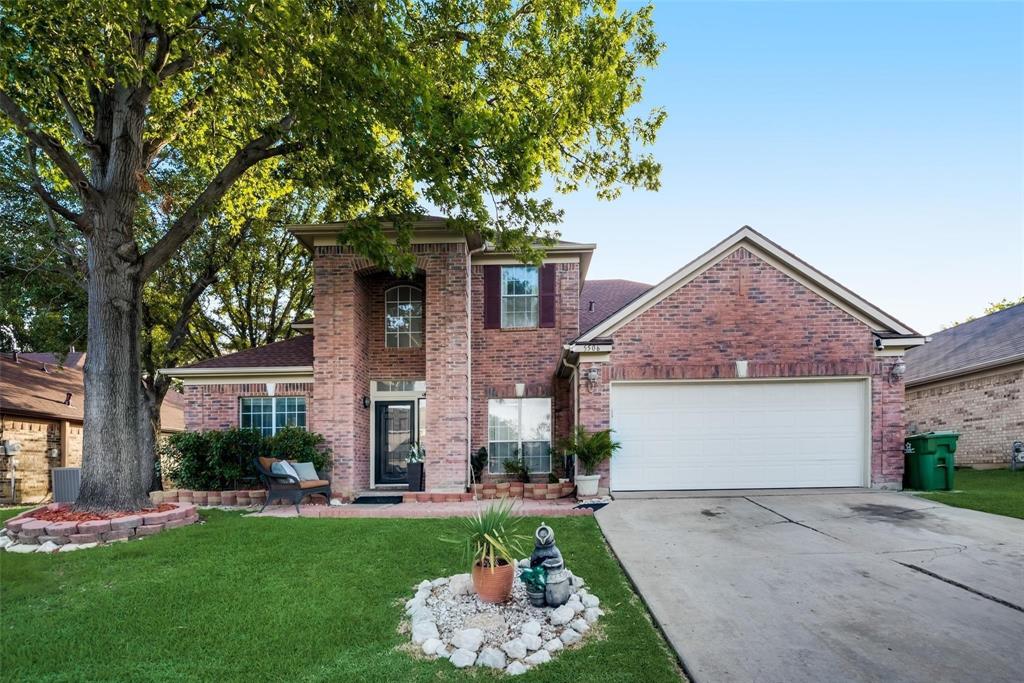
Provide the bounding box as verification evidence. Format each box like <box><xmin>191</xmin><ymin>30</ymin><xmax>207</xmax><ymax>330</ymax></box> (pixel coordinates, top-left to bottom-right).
<box><xmin>240</xmin><ymin>396</ymin><xmax>306</xmax><ymax>436</ymax></box>
<box><xmin>483</xmin><ymin>264</ymin><xmax>555</xmax><ymax>330</ymax></box>
<box><xmin>501</xmin><ymin>266</ymin><xmax>539</xmax><ymax>328</ymax></box>
<box><xmin>385</xmin><ymin>285</ymin><xmax>423</xmax><ymax>348</ymax></box>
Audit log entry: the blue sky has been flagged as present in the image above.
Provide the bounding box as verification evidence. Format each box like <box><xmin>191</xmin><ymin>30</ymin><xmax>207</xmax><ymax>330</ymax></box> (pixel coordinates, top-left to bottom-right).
<box><xmin>552</xmin><ymin>0</ymin><xmax>1023</xmax><ymax>334</ymax></box>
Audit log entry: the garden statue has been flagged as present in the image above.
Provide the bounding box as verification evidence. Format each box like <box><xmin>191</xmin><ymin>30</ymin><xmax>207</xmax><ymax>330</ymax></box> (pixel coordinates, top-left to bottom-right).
<box><xmin>530</xmin><ymin>523</ymin><xmax>571</xmax><ymax>607</ymax></box>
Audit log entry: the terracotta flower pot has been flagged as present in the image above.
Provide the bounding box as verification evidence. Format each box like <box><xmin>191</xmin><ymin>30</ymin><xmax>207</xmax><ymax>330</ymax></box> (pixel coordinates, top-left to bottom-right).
<box><xmin>472</xmin><ymin>561</ymin><xmax>515</xmax><ymax>603</ymax></box>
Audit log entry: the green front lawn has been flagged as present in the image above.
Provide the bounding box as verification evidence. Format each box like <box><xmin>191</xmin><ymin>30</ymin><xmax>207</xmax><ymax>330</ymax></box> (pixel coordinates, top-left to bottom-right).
<box><xmin>919</xmin><ymin>468</ymin><xmax>1024</xmax><ymax>519</ymax></box>
<box><xmin>0</xmin><ymin>509</ymin><xmax>682</xmax><ymax>682</ymax></box>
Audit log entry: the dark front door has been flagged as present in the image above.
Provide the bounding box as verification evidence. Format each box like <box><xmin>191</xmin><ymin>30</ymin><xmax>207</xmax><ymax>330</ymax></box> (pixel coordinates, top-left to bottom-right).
<box><xmin>375</xmin><ymin>400</ymin><xmax>415</xmax><ymax>485</ymax></box>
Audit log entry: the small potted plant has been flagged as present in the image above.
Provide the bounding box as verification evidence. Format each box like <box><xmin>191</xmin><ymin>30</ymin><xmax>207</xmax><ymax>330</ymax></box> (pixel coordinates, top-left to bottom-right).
<box><xmin>519</xmin><ymin>565</ymin><xmax>548</xmax><ymax>607</ymax></box>
<box><xmin>446</xmin><ymin>499</ymin><xmax>528</xmax><ymax>603</ymax></box>
<box><xmin>406</xmin><ymin>443</ymin><xmax>425</xmax><ymax>492</ymax></box>
<box><xmin>561</xmin><ymin>426</ymin><xmax>621</xmax><ymax>498</ymax></box>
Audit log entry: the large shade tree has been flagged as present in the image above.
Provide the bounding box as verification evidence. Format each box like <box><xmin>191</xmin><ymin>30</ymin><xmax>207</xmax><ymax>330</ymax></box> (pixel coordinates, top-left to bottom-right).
<box><xmin>0</xmin><ymin>0</ymin><xmax>663</xmax><ymax>511</ymax></box>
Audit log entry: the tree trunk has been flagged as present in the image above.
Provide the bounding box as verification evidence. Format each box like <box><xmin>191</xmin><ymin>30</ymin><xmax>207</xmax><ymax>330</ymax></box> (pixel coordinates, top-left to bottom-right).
<box><xmin>75</xmin><ymin>217</ymin><xmax>150</xmax><ymax>511</ymax></box>
<box><xmin>139</xmin><ymin>377</ymin><xmax>169</xmax><ymax>494</ymax></box>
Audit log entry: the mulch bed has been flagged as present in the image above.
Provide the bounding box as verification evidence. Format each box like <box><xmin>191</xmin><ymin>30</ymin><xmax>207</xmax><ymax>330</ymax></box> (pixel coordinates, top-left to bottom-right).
<box><xmin>29</xmin><ymin>503</ymin><xmax>177</xmax><ymax>523</ymax></box>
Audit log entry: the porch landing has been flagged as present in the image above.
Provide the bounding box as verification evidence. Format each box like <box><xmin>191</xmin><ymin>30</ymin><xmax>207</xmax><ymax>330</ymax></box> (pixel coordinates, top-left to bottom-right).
<box><xmin>249</xmin><ymin>498</ymin><xmax>591</xmax><ymax>519</ymax></box>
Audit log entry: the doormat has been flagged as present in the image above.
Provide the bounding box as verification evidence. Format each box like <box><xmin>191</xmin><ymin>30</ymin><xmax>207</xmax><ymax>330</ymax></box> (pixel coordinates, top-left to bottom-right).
<box><xmin>573</xmin><ymin>502</ymin><xmax>608</xmax><ymax>512</ymax></box>
<box><xmin>353</xmin><ymin>495</ymin><xmax>404</xmax><ymax>505</ymax></box>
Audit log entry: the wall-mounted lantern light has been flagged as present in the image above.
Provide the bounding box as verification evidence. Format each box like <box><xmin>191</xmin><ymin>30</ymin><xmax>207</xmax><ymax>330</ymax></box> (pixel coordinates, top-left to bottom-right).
<box><xmin>888</xmin><ymin>360</ymin><xmax>906</xmax><ymax>384</ymax></box>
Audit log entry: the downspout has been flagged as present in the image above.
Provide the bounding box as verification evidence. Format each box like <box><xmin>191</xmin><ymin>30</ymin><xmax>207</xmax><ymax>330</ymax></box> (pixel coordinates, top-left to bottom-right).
<box><xmin>466</xmin><ymin>241</ymin><xmax>487</xmax><ymax>492</ymax></box>
<box><xmin>560</xmin><ymin>353</ymin><xmax>580</xmax><ymax>480</ymax></box>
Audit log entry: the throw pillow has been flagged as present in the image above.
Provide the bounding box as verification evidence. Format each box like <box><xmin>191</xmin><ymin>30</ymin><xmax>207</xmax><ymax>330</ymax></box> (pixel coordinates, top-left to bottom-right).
<box><xmin>271</xmin><ymin>460</ymin><xmax>300</xmax><ymax>480</ymax></box>
<box><xmin>291</xmin><ymin>461</ymin><xmax>319</xmax><ymax>481</ymax></box>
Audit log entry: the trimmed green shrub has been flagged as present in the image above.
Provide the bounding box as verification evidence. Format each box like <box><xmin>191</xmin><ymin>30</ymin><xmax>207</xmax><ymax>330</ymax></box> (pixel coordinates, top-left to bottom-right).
<box><xmin>161</xmin><ymin>427</ymin><xmax>329</xmax><ymax>490</ymax></box>
<box><xmin>265</xmin><ymin>427</ymin><xmax>329</xmax><ymax>471</ymax></box>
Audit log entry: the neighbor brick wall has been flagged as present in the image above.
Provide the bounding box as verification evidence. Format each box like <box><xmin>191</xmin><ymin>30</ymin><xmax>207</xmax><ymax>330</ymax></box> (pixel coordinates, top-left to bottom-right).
<box><xmin>183</xmin><ymin>383</ymin><xmax>315</xmax><ymax>431</ymax></box>
<box><xmin>470</xmin><ymin>262</ymin><xmax>579</xmax><ymax>480</ymax></box>
<box><xmin>906</xmin><ymin>363</ymin><xmax>1024</xmax><ymax>465</ymax></box>
<box><xmin>577</xmin><ymin>247</ymin><xmax>906</xmax><ymax>490</ymax></box>
<box><xmin>0</xmin><ymin>417</ymin><xmax>85</xmax><ymax>503</ymax></box>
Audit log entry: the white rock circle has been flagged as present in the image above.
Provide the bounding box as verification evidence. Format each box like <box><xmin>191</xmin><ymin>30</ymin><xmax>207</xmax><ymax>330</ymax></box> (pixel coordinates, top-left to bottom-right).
<box><xmin>405</xmin><ymin>570</ymin><xmax>604</xmax><ymax>672</ymax></box>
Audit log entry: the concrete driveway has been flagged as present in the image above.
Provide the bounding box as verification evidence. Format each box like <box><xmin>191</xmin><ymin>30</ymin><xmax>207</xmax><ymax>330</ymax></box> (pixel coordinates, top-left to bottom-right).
<box><xmin>597</xmin><ymin>490</ymin><xmax>1024</xmax><ymax>683</ymax></box>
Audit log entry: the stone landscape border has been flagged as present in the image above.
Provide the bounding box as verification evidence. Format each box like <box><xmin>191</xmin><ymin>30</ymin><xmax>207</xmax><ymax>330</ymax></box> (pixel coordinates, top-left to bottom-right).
<box><xmin>150</xmin><ymin>489</ymin><xmax>267</xmax><ymax>506</ymax></box>
<box><xmin>404</xmin><ymin>481</ymin><xmax>577</xmax><ymax>503</ymax></box>
<box><xmin>1</xmin><ymin>502</ymin><xmax>199</xmax><ymax>553</ymax></box>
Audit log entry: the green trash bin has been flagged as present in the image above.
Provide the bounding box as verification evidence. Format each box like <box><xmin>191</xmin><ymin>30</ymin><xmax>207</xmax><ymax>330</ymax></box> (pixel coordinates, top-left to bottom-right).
<box><xmin>903</xmin><ymin>432</ymin><xmax>958</xmax><ymax>491</ymax></box>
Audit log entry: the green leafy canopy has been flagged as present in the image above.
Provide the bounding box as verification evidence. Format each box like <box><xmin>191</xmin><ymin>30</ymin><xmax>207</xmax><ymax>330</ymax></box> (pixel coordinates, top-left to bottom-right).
<box><xmin>1</xmin><ymin>0</ymin><xmax>664</xmax><ymax>272</ymax></box>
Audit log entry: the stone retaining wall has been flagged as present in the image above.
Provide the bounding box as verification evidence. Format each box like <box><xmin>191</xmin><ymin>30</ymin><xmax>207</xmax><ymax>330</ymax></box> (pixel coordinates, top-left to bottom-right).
<box><xmin>2</xmin><ymin>502</ymin><xmax>198</xmax><ymax>547</ymax></box>
<box><xmin>150</xmin><ymin>489</ymin><xmax>267</xmax><ymax>506</ymax></box>
<box><xmin>403</xmin><ymin>481</ymin><xmax>576</xmax><ymax>503</ymax></box>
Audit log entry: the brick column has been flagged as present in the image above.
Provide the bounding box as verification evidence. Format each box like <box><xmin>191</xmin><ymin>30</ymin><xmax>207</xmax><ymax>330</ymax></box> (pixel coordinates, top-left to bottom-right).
<box><xmin>423</xmin><ymin>244</ymin><xmax>470</xmax><ymax>491</ymax></box>
<box><xmin>576</xmin><ymin>360</ymin><xmax>611</xmax><ymax>493</ymax></box>
<box><xmin>311</xmin><ymin>251</ymin><xmax>361</xmax><ymax>499</ymax></box>
<box><xmin>871</xmin><ymin>362</ymin><xmax>907</xmax><ymax>490</ymax></box>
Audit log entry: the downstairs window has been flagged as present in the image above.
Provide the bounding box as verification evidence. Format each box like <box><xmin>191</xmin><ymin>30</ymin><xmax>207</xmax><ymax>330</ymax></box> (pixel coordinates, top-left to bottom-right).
<box><xmin>487</xmin><ymin>397</ymin><xmax>551</xmax><ymax>474</ymax></box>
<box><xmin>240</xmin><ymin>396</ymin><xmax>306</xmax><ymax>436</ymax></box>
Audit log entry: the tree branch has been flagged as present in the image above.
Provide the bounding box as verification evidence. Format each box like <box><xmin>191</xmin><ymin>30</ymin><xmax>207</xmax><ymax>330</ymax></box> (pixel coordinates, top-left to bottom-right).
<box><xmin>139</xmin><ymin>115</ymin><xmax>300</xmax><ymax>281</ymax></box>
<box><xmin>1</xmin><ymin>90</ymin><xmax>98</xmax><ymax>205</ymax></box>
<box><xmin>165</xmin><ymin>221</ymin><xmax>251</xmax><ymax>353</ymax></box>
<box><xmin>25</xmin><ymin>146</ymin><xmax>90</xmax><ymax>233</ymax></box>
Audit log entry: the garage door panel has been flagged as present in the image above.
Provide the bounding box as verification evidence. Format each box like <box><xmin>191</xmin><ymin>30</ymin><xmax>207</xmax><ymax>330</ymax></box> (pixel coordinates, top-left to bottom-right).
<box><xmin>610</xmin><ymin>380</ymin><xmax>868</xmax><ymax>491</ymax></box>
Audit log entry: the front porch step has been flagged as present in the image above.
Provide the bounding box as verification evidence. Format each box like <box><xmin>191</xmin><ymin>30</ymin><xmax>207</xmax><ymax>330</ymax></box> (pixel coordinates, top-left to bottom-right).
<box><xmin>352</xmin><ymin>494</ymin><xmax>404</xmax><ymax>505</ymax></box>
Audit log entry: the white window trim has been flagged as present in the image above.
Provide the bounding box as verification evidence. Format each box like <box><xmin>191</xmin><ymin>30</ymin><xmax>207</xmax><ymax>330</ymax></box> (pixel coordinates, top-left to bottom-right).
<box><xmin>500</xmin><ymin>266</ymin><xmax>539</xmax><ymax>329</ymax></box>
<box><xmin>487</xmin><ymin>397</ymin><xmax>552</xmax><ymax>474</ymax></box>
<box><xmin>384</xmin><ymin>285</ymin><xmax>424</xmax><ymax>349</ymax></box>
<box><xmin>240</xmin><ymin>396</ymin><xmax>307</xmax><ymax>436</ymax></box>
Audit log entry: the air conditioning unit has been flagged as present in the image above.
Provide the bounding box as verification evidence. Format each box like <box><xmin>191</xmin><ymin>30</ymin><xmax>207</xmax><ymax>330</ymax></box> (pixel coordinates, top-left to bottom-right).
<box><xmin>52</xmin><ymin>467</ymin><xmax>81</xmax><ymax>503</ymax></box>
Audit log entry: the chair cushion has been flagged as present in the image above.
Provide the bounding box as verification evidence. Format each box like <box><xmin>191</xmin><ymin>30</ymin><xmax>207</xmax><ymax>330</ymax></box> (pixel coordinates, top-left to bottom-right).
<box><xmin>258</xmin><ymin>456</ymin><xmax>278</xmax><ymax>472</ymax></box>
<box><xmin>298</xmin><ymin>479</ymin><xmax>330</xmax><ymax>489</ymax></box>
<box><xmin>271</xmin><ymin>460</ymin><xmax>300</xmax><ymax>480</ymax></box>
<box><xmin>292</xmin><ymin>461</ymin><xmax>319</xmax><ymax>481</ymax></box>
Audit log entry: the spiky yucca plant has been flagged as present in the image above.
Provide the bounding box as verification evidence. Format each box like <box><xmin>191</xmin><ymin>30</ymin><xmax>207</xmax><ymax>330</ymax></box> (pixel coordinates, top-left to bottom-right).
<box><xmin>445</xmin><ymin>499</ymin><xmax>529</xmax><ymax>572</ymax></box>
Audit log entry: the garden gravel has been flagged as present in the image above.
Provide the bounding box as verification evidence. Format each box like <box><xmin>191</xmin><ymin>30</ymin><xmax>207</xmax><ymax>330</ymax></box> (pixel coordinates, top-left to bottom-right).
<box><xmin>403</xmin><ymin>562</ymin><xmax>604</xmax><ymax>675</ymax></box>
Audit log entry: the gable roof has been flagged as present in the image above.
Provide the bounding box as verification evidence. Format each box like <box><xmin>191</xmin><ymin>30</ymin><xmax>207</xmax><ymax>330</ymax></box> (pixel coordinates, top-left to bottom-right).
<box><xmin>0</xmin><ymin>354</ymin><xmax>184</xmax><ymax>430</ymax></box>
<box><xmin>580</xmin><ymin>279</ymin><xmax>653</xmax><ymax>334</ymax></box>
<box><xmin>904</xmin><ymin>303</ymin><xmax>1024</xmax><ymax>386</ymax></box>
<box><xmin>576</xmin><ymin>226</ymin><xmax>922</xmax><ymax>343</ymax></box>
<box><xmin>179</xmin><ymin>334</ymin><xmax>314</xmax><ymax>370</ymax></box>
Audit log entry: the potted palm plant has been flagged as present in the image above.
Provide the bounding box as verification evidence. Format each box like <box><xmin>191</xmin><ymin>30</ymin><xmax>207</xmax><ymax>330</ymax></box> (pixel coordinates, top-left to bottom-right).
<box><xmin>562</xmin><ymin>427</ymin><xmax>621</xmax><ymax>498</ymax></box>
<box><xmin>446</xmin><ymin>499</ymin><xmax>528</xmax><ymax>603</ymax></box>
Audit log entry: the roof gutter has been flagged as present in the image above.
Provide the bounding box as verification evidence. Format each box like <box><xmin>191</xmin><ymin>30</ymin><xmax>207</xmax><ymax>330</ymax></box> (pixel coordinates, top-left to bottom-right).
<box><xmin>159</xmin><ymin>365</ymin><xmax>314</xmax><ymax>379</ymax></box>
<box><xmin>905</xmin><ymin>354</ymin><xmax>1024</xmax><ymax>388</ymax></box>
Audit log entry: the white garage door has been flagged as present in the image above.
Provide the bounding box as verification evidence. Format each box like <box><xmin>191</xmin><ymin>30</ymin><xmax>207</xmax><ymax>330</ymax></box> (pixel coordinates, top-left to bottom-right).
<box><xmin>610</xmin><ymin>380</ymin><xmax>868</xmax><ymax>491</ymax></box>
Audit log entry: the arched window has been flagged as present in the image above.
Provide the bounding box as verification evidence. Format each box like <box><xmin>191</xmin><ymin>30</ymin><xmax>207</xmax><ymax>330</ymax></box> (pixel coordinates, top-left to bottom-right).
<box><xmin>385</xmin><ymin>285</ymin><xmax>423</xmax><ymax>348</ymax></box>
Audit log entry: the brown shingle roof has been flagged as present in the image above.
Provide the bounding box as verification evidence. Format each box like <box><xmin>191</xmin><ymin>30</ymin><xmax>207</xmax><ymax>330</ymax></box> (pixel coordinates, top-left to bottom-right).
<box><xmin>182</xmin><ymin>334</ymin><xmax>314</xmax><ymax>369</ymax></box>
<box><xmin>579</xmin><ymin>279</ymin><xmax>653</xmax><ymax>334</ymax></box>
<box><xmin>0</xmin><ymin>354</ymin><xmax>184</xmax><ymax>431</ymax></box>
<box><xmin>905</xmin><ymin>303</ymin><xmax>1024</xmax><ymax>385</ymax></box>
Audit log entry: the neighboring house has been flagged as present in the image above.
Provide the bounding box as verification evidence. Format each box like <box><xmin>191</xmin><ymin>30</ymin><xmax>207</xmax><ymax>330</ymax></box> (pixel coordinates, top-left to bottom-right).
<box><xmin>0</xmin><ymin>353</ymin><xmax>185</xmax><ymax>503</ymax></box>
<box><xmin>165</xmin><ymin>221</ymin><xmax>923</xmax><ymax>499</ymax></box>
<box><xmin>905</xmin><ymin>304</ymin><xmax>1024</xmax><ymax>466</ymax></box>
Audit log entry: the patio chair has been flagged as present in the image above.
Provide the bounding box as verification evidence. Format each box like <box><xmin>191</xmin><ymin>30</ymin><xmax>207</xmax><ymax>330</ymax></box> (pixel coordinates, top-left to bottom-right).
<box><xmin>253</xmin><ymin>457</ymin><xmax>332</xmax><ymax>513</ymax></box>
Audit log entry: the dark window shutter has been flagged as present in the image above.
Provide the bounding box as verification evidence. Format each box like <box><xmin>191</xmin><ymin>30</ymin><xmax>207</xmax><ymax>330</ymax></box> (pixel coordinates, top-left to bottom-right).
<box><xmin>539</xmin><ymin>264</ymin><xmax>556</xmax><ymax>328</ymax></box>
<box><xmin>483</xmin><ymin>265</ymin><xmax>501</xmax><ymax>329</ymax></box>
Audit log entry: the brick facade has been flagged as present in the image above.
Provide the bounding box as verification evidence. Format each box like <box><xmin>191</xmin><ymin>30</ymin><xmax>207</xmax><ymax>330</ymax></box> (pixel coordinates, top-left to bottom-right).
<box><xmin>470</xmin><ymin>262</ymin><xmax>578</xmax><ymax>480</ymax></box>
<box><xmin>576</xmin><ymin>247</ymin><xmax>906</xmax><ymax>490</ymax></box>
<box><xmin>183</xmin><ymin>383</ymin><xmax>315</xmax><ymax>431</ymax></box>
<box><xmin>311</xmin><ymin>243</ymin><xmax>470</xmax><ymax>498</ymax></box>
<box><xmin>906</xmin><ymin>363</ymin><xmax>1024</xmax><ymax>465</ymax></box>
<box><xmin>178</xmin><ymin>231</ymin><xmax>916</xmax><ymax>497</ymax></box>
<box><xmin>0</xmin><ymin>417</ymin><xmax>83</xmax><ymax>504</ymax></box>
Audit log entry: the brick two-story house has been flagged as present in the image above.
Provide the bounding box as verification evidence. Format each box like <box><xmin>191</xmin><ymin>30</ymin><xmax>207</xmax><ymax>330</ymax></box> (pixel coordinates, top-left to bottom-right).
<box><xmin>166</xmin><ymin>221</ymin><xmax>924</xmax><ymax>499</ymax></box>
